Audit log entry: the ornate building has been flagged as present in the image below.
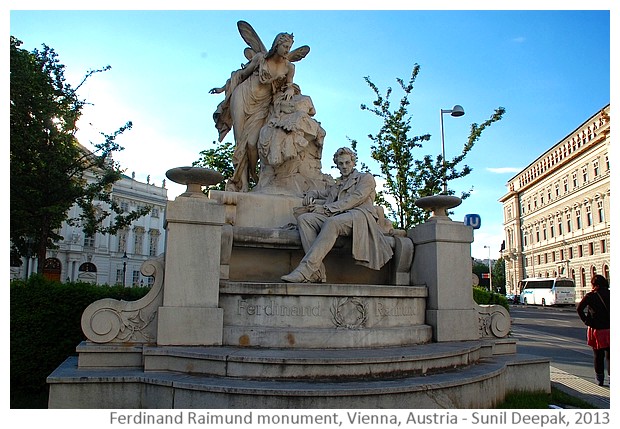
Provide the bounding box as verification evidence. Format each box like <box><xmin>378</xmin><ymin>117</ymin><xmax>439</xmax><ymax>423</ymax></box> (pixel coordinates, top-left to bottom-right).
<box><xmin>499</xmin><ymin>104</ymin><xmax>610</xmax><ymax>301</ymax></box>
<box><xmin>13</xmin><ymin>172</ymin><xmax>168</xmax><ymax>286</ymax></box>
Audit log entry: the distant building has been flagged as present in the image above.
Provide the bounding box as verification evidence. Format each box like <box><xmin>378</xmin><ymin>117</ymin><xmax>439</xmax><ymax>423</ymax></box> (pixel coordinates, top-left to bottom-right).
<box><xmin>13</xmin><ymin>172</ymin><xmax>168</xmax><ymax>286</ymax></box>
<box><xmin>499</xmin><ymin>104</ymin><xmax>610</xmax><ymax>300</ymax></box>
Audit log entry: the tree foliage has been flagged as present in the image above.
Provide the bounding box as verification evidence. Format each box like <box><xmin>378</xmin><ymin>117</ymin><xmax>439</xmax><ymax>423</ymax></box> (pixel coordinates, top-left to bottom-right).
<box><xmin>492</xmin><ymin>257</ymin><xmax>506</xmax><ymax>294</ymax></box>
<box><xmin>10</xmin><ymin>36</ymin><xmax>149</xmax><ymax>271</ymax></box>
<box><xmin>192</xmin><ymin>140</ymin><xmax>237</xmax><ymax>192</ymax></box>
<box><xmin>353</xmin><ymin>64</ymin><xmax>505</xmax><ymax>230</ymax></box>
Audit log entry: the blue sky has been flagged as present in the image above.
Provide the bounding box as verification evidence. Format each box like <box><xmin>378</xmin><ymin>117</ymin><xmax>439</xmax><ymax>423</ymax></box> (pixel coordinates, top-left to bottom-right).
<box><xmin>8</xmin><ymin>3</ymin><xmax>613</xmax><ymax>260</ymax></box>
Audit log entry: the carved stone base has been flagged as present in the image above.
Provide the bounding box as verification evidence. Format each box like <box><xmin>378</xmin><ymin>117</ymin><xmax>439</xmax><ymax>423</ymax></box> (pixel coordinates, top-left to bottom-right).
<box><xmin>219</xmin><ymin>281</ymin><xmax>431</xmax><ymax>348</ymax></box>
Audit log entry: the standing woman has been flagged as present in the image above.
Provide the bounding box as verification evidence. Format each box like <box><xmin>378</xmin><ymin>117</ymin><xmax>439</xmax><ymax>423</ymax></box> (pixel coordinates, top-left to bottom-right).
<box><xmin>211</xmin><ymin>32</ymin><xmax>297</xmax><ymax>192</ymax></box>
<box><xmin>576</xmin><ymin>275</ymin><xmax>610</xmax><ymax>386</ymax></box>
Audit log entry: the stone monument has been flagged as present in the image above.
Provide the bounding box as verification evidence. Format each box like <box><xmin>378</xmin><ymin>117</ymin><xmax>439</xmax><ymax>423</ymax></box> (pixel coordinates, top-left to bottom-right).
<box><xmin>47</xmin><ymin>20</ymin><xmax>550</xmax><ymax>409</ymax></box>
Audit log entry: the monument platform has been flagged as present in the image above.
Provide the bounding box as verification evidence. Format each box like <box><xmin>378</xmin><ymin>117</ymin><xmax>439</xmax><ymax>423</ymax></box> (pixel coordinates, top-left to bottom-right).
<box><xmin>48</xmin><ymin>341</ymin><xmax>549</xmax><ymax>409</ymax></box>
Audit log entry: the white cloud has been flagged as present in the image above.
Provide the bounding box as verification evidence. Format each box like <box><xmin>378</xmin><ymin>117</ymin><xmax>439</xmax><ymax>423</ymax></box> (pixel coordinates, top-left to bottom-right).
<box><xmin>512</xmin><ymin>36</ymin><xmax>526</xmax><ymax>43</ymax></box>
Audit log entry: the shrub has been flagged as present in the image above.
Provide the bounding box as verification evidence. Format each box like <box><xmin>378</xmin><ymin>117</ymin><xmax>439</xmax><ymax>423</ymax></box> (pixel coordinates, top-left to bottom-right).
<box><xmin>473</xmin><ymin>286</ymin><xmax>509</xmax><ymax>312</ymax></box>
<box><xmin>10</xmin><ymin>275</ymin><xmax>149</xmax><ymax>408</ymax></box>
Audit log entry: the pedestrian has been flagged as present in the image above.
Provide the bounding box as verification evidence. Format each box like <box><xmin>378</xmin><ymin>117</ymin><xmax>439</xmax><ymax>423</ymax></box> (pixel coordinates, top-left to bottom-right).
<box><xmin>576</xmin><ymin>274</ymin><xmax>610</xmax><ymax>386</ymax></box>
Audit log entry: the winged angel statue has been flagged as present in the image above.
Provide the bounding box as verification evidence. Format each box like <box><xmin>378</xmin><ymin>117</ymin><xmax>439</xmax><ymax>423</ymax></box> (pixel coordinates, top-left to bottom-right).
<box><xmin>211</xmin><ymin>21</ymin><xmax>311</xmax><ymax>193</ymax></box>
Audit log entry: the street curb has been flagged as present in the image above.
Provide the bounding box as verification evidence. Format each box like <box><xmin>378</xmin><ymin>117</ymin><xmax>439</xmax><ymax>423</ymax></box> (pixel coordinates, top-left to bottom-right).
<box><xmin>550</xmin><ymin>366</ymin><xmax>609</xmax><ymax>409</ymax></box>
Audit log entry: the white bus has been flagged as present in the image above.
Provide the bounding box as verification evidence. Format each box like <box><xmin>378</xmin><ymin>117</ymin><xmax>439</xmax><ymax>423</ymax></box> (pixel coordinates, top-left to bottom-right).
<box><xmin>518</xmin><ymin>277</ymin><xmax>576</xmax><ymax>306</ymax></box>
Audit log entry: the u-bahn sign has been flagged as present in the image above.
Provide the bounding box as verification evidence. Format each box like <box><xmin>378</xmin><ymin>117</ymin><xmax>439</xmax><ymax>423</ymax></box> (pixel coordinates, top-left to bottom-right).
<box><xmin>464</xmin><ymin>214</ymin><xmax>481</xmax><ymax>229</ymax></box>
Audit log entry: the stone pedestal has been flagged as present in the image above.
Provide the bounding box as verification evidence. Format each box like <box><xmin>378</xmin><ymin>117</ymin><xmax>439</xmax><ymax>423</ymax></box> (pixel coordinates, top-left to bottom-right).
<box><xmin>409</xmin><ymin>217</ymin><xmax>478</xmax><ymax>342</ymax></box>
<box><xmin>157</xmin><ymin>196</ymin><xmax>225</xmax><ymax>345</ymax></box>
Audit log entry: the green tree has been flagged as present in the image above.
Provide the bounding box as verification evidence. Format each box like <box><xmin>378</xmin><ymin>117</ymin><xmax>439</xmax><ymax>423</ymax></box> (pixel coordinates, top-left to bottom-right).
<box><xmin>192</xmin><ymin>140</ymin><xmax>236</xmax><ymax>192</ymax></box>
<box><xmin>10</xmin><ymin>36</ymin><xmax>150</xmax><ymax>272</ymax></box>
<box><xmin>472</xmin><ymin>261</ymin><xmax>490</xmax><ymax>288</ymax></box>
<box><xmin>493</xmin><ymin>257</ymin><xmax>506</xmax><ymax>294</ymax></box>
<box><xmin>353</xmin><ymin>64</ymin><xmax>505</xmax><ymax>230</ymax></box>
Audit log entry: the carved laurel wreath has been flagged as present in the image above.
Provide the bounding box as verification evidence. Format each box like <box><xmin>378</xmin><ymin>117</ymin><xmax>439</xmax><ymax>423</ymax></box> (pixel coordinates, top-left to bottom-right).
<box><xmin>330</xmin><ymin>297</ymin><xmax>368</xmax><ymax>329</ymax></box>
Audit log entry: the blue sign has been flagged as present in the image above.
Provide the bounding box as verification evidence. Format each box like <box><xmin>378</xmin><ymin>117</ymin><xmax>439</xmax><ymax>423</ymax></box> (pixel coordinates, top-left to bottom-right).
<box><xmin>464</xmin><ymin>214</ymin><xmax>481</xmax><ymax>229</ymax></box>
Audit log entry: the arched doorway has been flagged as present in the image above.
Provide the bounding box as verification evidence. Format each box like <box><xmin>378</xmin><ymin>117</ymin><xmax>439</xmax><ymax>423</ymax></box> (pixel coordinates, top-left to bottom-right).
<box><xmin>43</xmin><ymin>258</ymin><xmax>62</xmax><ymax>282</ymax></box>
<box><xmin>78</xmin><ymin>262</ymin><xmax>98</xmax><ymax>284</ymax></box>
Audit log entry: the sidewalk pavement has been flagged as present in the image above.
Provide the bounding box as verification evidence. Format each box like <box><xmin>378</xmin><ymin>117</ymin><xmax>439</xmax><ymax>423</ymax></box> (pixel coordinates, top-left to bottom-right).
<box><xmin>550</xmin><ymin>366</ymin><xmax>610</xmax><ymax>409</ymax></box>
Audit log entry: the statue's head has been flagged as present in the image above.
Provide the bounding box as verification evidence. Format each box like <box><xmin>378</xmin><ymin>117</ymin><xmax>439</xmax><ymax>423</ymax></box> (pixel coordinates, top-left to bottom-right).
<box><xmin>267</xmin><ymin>32</ymin><xmax>294</xmax><ymax>58</ymax></box>
<box><xmin>333</xmin><ymin>147</ymin><xmax>357</xmax><ymax>165</ymax></box>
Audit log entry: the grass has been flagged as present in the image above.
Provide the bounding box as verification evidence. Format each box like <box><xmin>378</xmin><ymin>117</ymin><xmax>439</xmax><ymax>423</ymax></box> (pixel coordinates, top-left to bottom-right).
<box><xmin>497</xmin><ymin>387</ymin><xmax>598</xmax><ymax>409</ymax></box>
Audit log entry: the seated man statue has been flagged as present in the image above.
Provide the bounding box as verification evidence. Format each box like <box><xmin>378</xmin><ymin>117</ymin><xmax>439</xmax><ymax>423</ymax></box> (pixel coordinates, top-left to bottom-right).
<box><xmin>281</xmin><ymin>147</ymin><xmax>394</xmax><ymax>283</ymax></box>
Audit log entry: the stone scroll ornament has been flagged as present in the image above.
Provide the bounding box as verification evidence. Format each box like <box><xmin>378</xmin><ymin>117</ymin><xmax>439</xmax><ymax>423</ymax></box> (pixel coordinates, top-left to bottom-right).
<box><xmin>81</xmin><ymin>258</ymin><xmax>164</xmax><ymax>343</ymax></box>
<box><xmin>476</xmin><ymin>304</ymin><xmax>511</xmax><ymax>338</ymax></box>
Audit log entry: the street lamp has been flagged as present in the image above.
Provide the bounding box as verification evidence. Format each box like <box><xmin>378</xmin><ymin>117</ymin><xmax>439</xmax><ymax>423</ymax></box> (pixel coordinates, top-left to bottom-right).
<box><xmin>440</xmin><ymin>105</ymin><xmax>465</xmax><ymax>194</ymax></box>
<box><xmin>483</xmin><ymin>245</ymin><xmax>493</xmax><ymax>292</ymax></box>
<box><xmin>122</xmin><ymin>251</ymin><xmax>128</xmax><ymax>287</ymax></box>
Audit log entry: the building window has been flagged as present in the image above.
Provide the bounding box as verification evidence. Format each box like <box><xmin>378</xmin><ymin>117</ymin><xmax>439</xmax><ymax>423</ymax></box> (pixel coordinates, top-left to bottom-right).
<box><xmin>576</xmin><ymin>210</ymin><xmax>582</xmax><ymax>229</ymax></box>
<box><xmin>569</xmin><ymin>247</ymin><xmax>574</xmax><ymax>259</ymax></box>
<box><xmin>544</xmin><ymin>253</ymin><xmax>548</xmax><ymax>264</ymax></box>
<box><xmin>604</xmin><ymin>265</ymin><xmax>609</xmax><ymax>280</ymax></box>
<box><xmin>550</xmin><ymin>222</ymin><xmax>555</xmax><ymax>238</ymax></box>
<box><xmin>132</xmin><ymin>270</ymin><xmax>141</xmax><ymax>286</ymax></box>
<box><xmin>149</xmin><ymin>230</ymin><xmax>160</xmax><ymax>257</ymax></box>
<box><xmin>558</xmin><ymin>218</ymin><xmax>563</xmax><ymax>235</ymax></box>
<box><xmin>580</xmin><ymin>268</ymin><xmax>586</xmax><ymax>288</ymax></box>
<box><xmin>547</xmin><ymin>188</ymin><xmax>552</xmax><ymax>201</ymax></box>
<box><xmin>536</xmin><ymin>230</ymin><xmax>540</xmax><ymax>242</ymax></box>
<box><xmin>84</xmin><ymin>233</ymin><xmax>95</xmax><ymax>248</ymax></box>
<box><xmin>555</xmin><ymin>183</ymin><xmax>560</xmax><ymax>197</ymax></box>
<box><xmin>593</xmin><ymin>159</ymin><xmax>600</xmax><ymax>177</ymax></box>
<box><xmin>589</xmin><ymin>242</ymin><xmax>594</xmax><ymax>256</ymax></box>
<box><xmin>586</xmin><ymin>206</ymin><xmax>593</xmax><ymax>227</ymax></box>
<box><xmin>601</xmin><ymin>240</ymin><xmax>607</xmax><ymax>253</ymax></box>
<box><xmin>560</xmin><ymin>249</ymin><xmax>565</xmax><ymax>261</ymax></box>
<box><xmin>563</xmin><ymin>177</ymin><xmax>568</xmax><ymax>193</ymax></box>
<box><xmin>598</xmin><ymin>201</ymin><xmax>605</xmax><ymax>223</ymax></box>
<box><xmin>120</xmin><ymin>201</ymin><xmax>129</xmax><ymax>213</ymax></box>
<box><xmin>117</xmin><ymin>230</ymin><xmax>127</xmax><ymax>253</ymax></box>
<box><xmin>567</xmin><ymin>215</ymin><xmax>572</xmax><ymax>233</ymax></box>
<box><xmin>572</xmin><ymin>171</ymin><xmax>578</xmax><ymax>188</ymax></box>
<box><xmin>116</xmin><ymin>269</ymin><xmax>124</xmax><ymax>285</ymax></box>
<box><xmin>152</xmin><ymin>207</ymin><xmax>160</xmax><ymax>218</ymax></box>
<box><xmin>582</xmin><ymin>166</ymin><xmax>589</xmax><ymax>183</ymax></box>
<box><xmin>133</xmin><ymin>228</ymin><xmax>145</xmax><ymax>255</ymax></box>
<box><xmin>537</xmin><ymin>255</ymin><xmax>541</xmax><ymax>265</ymax></box>
<box><xmin>605</xmin><ymin>154</ymin><xmax>609</xmax><ymax>171</ymax></box>
<box><xmin>578</xmin><ymin>245</ymin><xmax>583</xmax><ymax>258</ymax></box>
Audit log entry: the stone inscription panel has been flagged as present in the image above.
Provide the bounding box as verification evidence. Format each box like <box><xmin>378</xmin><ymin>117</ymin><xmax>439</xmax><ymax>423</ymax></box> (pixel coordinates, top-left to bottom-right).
<box><xmin>221</xmin><ymin>294</ymin><xmax>426</xmax><ymax>329</ymax></box>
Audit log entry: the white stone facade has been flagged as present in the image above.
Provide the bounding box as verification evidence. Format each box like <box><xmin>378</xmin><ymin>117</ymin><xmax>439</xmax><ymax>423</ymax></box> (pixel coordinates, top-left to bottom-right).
<box><xmin>499</xmin><ymin>104</ymin><xmax>610</xmax><ymax>300</ymax></box>
<box><xmin>15</xmin><ymin>172</ymin><xmax>168</xmax><ymax>286</ymax></box>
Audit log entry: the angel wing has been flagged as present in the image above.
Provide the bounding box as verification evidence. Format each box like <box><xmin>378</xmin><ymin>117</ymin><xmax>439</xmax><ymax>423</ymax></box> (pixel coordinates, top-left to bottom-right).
<box><xmin>287</xmin><ymin>45</ymin><xmax>310</xmax><ymax>63</ymax></box>
<box><xmin>237</xmin><ymin>21</ymin><xmax>267</xmax><ymax>61</ymax></box>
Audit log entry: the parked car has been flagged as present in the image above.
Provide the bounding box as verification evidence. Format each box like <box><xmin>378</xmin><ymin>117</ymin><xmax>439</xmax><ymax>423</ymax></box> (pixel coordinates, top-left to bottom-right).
<box><xmin>505</xmin><ymin>293</ymin><xmax>519</xmax><ymax>304</ymax></box>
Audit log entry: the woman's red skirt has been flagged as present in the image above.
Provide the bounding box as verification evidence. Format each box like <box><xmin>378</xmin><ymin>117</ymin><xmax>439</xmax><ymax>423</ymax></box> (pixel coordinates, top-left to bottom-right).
<box><xmin>587</xmin><ymin>327</ymin><xmax>610</xmax><ymax>349</ymax></box>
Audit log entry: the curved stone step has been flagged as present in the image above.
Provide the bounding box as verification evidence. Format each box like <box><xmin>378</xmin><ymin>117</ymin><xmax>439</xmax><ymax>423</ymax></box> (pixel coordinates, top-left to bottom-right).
<box><xmin>48</xmin><ymin>353</ymin><xmax>550</xmax><ymax>408</ymax></box>
<box><xmin>143</xmin><ymin>341</ymin><xmax>481</xmax><ymax>380</ymax></box>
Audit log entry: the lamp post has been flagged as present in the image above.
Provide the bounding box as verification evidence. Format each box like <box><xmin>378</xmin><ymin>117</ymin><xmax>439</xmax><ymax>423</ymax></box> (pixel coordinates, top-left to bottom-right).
<box><xmin>439</xmin><ymin>105</ymin><xmax>465</xmax><ymax>194</ymax></box>
<box><xmin>122</xmin><ymin>251</ymin><xmax>128</xmax><ymax>287</ymax></box>
<box><xmin>483</xmin><ymin>245</ymin><xmax>493</xmax><ymax>292</ymax></box>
